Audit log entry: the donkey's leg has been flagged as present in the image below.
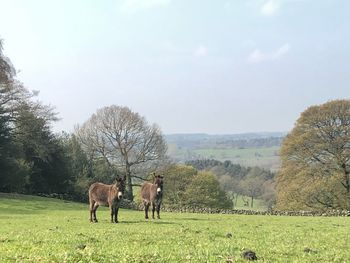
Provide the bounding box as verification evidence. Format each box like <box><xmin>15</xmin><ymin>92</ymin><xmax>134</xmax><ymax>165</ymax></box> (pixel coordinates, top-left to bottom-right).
<box><xmin>89</xmin><ymin>200</ymin><xmax>95</xmax><ymax>222</ymax></box>
<box><xmin>144</xmin><ymin>202</ymin><xmax>150</xmax><ymax>219</ymax></box>
<box><xmin>114</xmin><ymin>206</ymin><xmax>119</xmax><ymax>223</ymax></box>
<box><xmin>156</xmin><ymin>204</ymin><xmax>161</xmax><ymax>219</ymax></box>
<box><xmin>152</xmin><ymin>202</ymin><xmax>156</xmax><ymax>219</ymax></box>
<box><xmin>110</xmin><ymin>204</ymin><xmax>115</xmax><ymax>223</ymax></box>
<box><xmin>93</xmin><ymin>203</ymin><xmax>99</xmax><ymax>222</ymax></box>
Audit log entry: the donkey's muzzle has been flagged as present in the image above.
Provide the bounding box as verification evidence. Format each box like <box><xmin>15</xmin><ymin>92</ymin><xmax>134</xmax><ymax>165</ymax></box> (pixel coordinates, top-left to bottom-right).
<box><xmin>118</xmin><ymin>191</ymin><xmax>123</xmax><ymax>199</ymax></box>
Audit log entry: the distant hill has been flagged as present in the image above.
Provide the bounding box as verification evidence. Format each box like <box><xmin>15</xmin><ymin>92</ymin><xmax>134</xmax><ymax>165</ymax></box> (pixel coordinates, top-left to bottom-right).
<box><xmin>165</xmin><ymin>132</ymin><xmax>286</xmax><ymax>171</ymax></box>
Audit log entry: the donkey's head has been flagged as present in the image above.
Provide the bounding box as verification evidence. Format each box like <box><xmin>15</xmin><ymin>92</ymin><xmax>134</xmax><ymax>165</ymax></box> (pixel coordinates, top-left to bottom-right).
<box><xmin>115</xmin><ymin>176</ymin><xmax>126</xmax><ymax>200</ymax></box>
<box><xmin>153</xmin><ymin>174</ymin><xmax>164</xmax><ymax>196</ymax></box>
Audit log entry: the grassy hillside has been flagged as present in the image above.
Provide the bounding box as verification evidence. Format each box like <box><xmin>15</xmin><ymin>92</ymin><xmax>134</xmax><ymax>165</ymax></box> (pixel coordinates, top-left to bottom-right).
<box><xmin>168</xmin><ymin>144</ymin><xmax>280</xmax><ymax>170</ymax></box>
<box><xmin>1</xmin><ymin>194</ymin><xmax>349</xmax><ymax>262</ymax></box>
<box><xmin>193</xmin><ymin>146</ymin><xmax>280</xmax><ymax>170</ymax></box>
<box><xmin>166</xmin><ymin>133</ymin><xmax>284</xmax><ymax>170</ymax></box>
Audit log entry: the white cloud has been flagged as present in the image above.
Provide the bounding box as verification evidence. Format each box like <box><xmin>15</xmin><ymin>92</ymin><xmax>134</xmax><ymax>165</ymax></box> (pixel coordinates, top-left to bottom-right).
<box><xmin>247</xmin><ymin>49</ymin><xmax>266</xmax><ymax>64</ymax></box>
<box><xmin>274</xmin><ymin>43</ymin><xmax>290</xmax><ymax>57</ymax></box>
<box><xmin>194</xmin><ymin>45</ymin><xmax>208</xmax><ymax>57</ymax></box>
<box><xmin>247</xmin><ymin>43</ymin><xmax>290</xmax><ymax>64</ymax></box>
<box><xmin>120</xmin><ymin>0</ymin><xmax>171</xmax><ymax>15</ymax></box>
<box><xmin>261</xmin><ymin>0</ymin><xmax>280</xmax><ymax>16</ymax></box>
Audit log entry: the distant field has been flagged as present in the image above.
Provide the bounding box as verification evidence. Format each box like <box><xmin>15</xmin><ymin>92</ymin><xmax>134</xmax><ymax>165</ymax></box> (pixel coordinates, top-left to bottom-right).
<box><xmin>168</xmin><ymin>144</ymin><xmax>281</xmax><ymax>170</ymax></box>
<box><xmin>1</xmin><ymin>194</ymin><xmax>350</xmax><ymax>262</ymax></box>
<box><xmin>194</xmin><ymin>146</ymin><xmax>279</xmax><ymax>159</ymax></box>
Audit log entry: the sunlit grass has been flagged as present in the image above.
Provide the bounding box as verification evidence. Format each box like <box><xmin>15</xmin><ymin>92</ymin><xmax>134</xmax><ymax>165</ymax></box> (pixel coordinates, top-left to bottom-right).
<box><xmin>0</xmin><ymin>193</ymin><xmax>349</xmax><ymax>262</ymax></box>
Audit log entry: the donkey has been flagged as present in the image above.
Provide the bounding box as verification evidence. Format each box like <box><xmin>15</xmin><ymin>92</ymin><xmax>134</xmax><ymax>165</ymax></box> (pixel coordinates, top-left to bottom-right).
<box><xmin>141</xmin><ymin>174</ymin><xmax>164</xmax><ymax>219</ymax></box>
<box><xmin>88</xmin><ymin>176</ymin><xmax>126</xmax><ymax>223</ymax></box>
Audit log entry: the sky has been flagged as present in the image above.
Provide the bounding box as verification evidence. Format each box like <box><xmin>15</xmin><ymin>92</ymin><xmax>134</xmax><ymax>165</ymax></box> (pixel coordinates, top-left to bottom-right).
<box><xmin>0</xmin><ymin>0</ymin><xmax>349</xmax><ymax>134</ymax></box>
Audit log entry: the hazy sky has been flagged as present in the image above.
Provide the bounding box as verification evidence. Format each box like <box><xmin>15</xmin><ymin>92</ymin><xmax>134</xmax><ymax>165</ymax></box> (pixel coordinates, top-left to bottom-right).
<box><xmin>0</xmin><ymin>0</ymin><xmax>349</xmax><ymax>134</ymax></box>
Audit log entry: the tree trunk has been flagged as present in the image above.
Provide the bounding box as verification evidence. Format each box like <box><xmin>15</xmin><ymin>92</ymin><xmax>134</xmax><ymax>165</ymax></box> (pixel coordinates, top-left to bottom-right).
<box><xmin>346</xmin><ymin>171</ymin><xmax>350</xmax><ymax>194</ymax></box>
<box><xmin>242</xmin><ymin>195</ymin><xmax>249</xmax><ymax>207</ymax></box>
<box><xmin>235</xmin><ymin>193</ymin><xmax>239</xmax><ymax>206</ymax></box>
<box><xmin>341</xmin><ymin>163</ymin><xmax>350</xmax><ymax>195</ymax></box>
<box><xmin>125</xmin><ymin>163</ymin><xmax>133</xmax><ymax>201</ymax></box>
<box><xmin>251</xmin><ymin>196</ymin><xmax>254</xmax><ymax>208</ymax></box>
<box><xmin>345</xmin><ymin>171</ymin><xmax>350</xmax><ymax>209</ymax></box>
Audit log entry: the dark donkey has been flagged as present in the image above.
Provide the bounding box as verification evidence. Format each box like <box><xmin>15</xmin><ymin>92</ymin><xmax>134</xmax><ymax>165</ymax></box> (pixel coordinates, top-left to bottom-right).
<box><xmin>141</xmin><ymin>174</ymin><xmax>164</xmax><ymax>219</ymax></box>
<box><xmin>88</xmin><ymin>176</ymin><xmax>126</xmax><ymax>223</ymax></box>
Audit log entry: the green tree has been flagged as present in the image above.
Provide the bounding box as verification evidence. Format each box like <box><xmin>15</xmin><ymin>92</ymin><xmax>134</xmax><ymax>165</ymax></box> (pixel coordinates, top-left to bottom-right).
<box><xmin>0</xmin><ymin>40</ymin><xmax>34</xmax><ymax>192</ymax></box>
<box><xmin>1</xmin><ymin>39</ymin><xmax>72</xmax><ymax>196</ymax></box>
<box><xmin>14</xmin><ymin>106</ymin><xmax>70</xmax><ymax>194</ymax></box>
<box><xmin>277</xmin><ymin>100</ymin><xmax>350</xmax><ymax>210</ymax></box>
<box><xmin>162</xmin><ymin>165</ymin><xmax>197</xmax><ymax>207</ymax></box>
<box><xmin>184</xmin><ymin>171</ymin><xmax>232</xmax><ymax>209</ymax></box>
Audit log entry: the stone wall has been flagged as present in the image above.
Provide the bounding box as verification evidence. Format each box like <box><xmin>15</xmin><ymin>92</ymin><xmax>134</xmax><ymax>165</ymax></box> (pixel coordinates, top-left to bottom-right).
<box><xmin>122</xmin><ymin>201</ymin><xmax>350</xmax><ymax>217</ymax></box>
<box><xmin>36</xmin><ymin>194</ymin><xmax>350</xmax><ymax>217</ymax></box>
<box><xmin>160</xmin><ymin>207</ymin><xmax>350</xmax><ymax>217</ymax></box>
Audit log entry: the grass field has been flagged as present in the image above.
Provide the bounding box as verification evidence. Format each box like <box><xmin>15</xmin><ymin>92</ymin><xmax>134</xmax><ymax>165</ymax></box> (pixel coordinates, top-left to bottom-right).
<box><xmin>167</xmin><ymin>144</ymin><xmax>281</xmax><ymax>171</ymax></box>
<box><xmin>193</xmin><ymin>146</ymin><xmax>280</xmax><ymax>171</ymax></box>
<box><xmin>1</xmin><ymin>194</ymin><xmax>350</xmax><ymax>262</ymax></box>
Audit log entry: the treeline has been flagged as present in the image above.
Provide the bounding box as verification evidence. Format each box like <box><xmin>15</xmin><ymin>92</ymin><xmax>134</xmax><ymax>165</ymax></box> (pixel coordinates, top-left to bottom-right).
<box><xmin>0</xmin><ymin>40</ymin><xmax>111</xmax><ymax>200</ymax></box>
<box><xmin>187</xmin><ymin>159</ymin><xmax>276</xmax><ymax>208</ymax></box>
<box><xmin>0</xmin><ymin>40</ymin><xmax>68</xmax><ymax>194</ymax></box>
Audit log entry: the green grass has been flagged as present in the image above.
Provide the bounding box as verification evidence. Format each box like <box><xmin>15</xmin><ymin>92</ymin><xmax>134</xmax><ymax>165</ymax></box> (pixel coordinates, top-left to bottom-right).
<box><xmin>1</xmin><ymin>193</ymin><xmax>350</xmax><ymax>262</ymax></box>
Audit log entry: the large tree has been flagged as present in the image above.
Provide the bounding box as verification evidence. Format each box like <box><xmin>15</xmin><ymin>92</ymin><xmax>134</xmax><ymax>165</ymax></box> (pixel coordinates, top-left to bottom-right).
<box><xmin>0</xmin><ymin>40</ymin><xmax>29</xmax><ymax>191</ymax></box>
<box><xmin>0</xmin><ymin>39</ymin><xmax>64</xmax><ymax>194</ymax></box>
<box><xmin>162</xmin><ymin>164</ymin><xmax>197</xmax><ymax>207</ymax></box>
<box><xmin>76</xmin><ymin>105</ymin><xmax>167</xmax><ymax>200</ymax></box>
<box><xmin>276</xmin><ymin>100</ymin><xmax>350</xmax><ymax>210</ymax></box>
<box><xmin>184</xmin><ymin>171</ymin><xmax>232</xmax><ymax>209</ymax></box>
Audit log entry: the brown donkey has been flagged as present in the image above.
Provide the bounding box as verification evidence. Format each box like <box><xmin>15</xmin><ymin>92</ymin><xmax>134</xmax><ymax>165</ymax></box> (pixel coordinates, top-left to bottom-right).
<box><xmin>141</xmin><ymin>174</ymin><xmax>164</xmax><ymax>219</ymax></box>
<box><xmin>88</xmin><ymin>176</ymin><xmax>125</xmax><ymax>223</ymax></box>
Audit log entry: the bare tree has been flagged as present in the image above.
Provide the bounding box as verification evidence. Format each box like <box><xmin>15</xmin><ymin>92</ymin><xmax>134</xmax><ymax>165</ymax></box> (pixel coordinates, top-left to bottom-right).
<box><xmin>239</xmin><ymin>175</ymin><xmax>264</xmax><ymax>208</ymax></box>
<box><xmin>76</xmin><ymin>105</ymin><xmax>167</xmax><ymax>200</ymax></box>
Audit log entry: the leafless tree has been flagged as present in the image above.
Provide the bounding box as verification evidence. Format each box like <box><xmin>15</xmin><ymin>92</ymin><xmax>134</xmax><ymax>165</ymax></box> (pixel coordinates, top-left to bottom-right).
<box><xmin>76</xmin><ymin>105</ymin><xmax>167</xmax><ymax>200</ymax></box>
